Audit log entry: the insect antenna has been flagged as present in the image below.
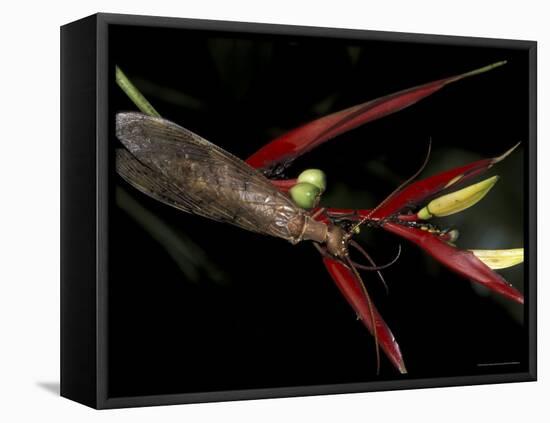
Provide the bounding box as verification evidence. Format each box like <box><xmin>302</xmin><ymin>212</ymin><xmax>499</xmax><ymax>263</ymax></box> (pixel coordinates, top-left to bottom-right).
<box><xmin>349</xmin><ymin>241</ymin><xmax>402</xmax><ymax>293</ymax></box>
<box><xmin>313</xmin><ymin>242</ymin><xmax>381</xmax><ymax>374</ymax></box>
<box><xmin>343</xmin><ymin>254</ymin><xmax>381</xmax><ymax>375</ymax></box>
<box><xmin>346</xmin><ymin>138</ymin><xmax>433</xmax><ymax>237</ymax></box>
<box><xmin>333</xmin><ymin>139</ymin><xmax>432</xmax><ymax>374</ymax></box>
<box><xmin>312</xmin><ymin>242</ymin><xmax>328</xmax><ymax>257</ymax></box>
<box><xmin>317</xmin><ymin>137</ymin><xmax>431</xmax><ymax>373</ymax></box>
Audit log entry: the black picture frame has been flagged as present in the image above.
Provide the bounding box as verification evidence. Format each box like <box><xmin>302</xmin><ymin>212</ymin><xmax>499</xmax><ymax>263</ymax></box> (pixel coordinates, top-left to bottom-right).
<box><xmin>61</xmin><ymin>12</ymin><xmax>537</xmax><ymax>409</ymax></box>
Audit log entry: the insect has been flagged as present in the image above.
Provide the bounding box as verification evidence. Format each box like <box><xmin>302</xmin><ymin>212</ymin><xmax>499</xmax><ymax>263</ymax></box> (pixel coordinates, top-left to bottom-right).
<box><xmin>115</xmin><ymin>111</ymin><xmax>396</xmax><ymax>371</ymax></box>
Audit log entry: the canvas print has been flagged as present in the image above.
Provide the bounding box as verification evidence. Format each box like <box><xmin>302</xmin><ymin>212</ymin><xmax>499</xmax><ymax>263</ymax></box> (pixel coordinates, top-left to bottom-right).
<box><xmin>108</xmin><ymin>24</ymin><xmax>528</xmax><ymax>398</ymax></box>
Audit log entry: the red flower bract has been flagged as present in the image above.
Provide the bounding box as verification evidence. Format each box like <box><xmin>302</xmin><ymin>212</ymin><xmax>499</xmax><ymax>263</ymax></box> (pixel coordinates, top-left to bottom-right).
<box><xmin>247</xmin><ymin>61</ymin><xmax>507</xmax><ymax>170</ymax></box>
<box><xmin>323</xmin><ymin>257</ymin><xmax>407</xmax><ymax>374</ymax></box>
<box><xmin>382</xmin><ymin>223</ymin><xmax>524</xmax><ymax>304</ymax></box>
<box><xmin>370</xmin><ymin>144</ymin><xmax>519</xmax><ymax>219</ymax></box>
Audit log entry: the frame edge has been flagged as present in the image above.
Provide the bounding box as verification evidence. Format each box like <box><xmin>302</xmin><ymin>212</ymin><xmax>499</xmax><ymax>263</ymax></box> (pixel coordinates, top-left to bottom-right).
<box><xmin>60</xmin><ymin>13</ymin><xmax>100</xmax><ymax>409</ymax></box>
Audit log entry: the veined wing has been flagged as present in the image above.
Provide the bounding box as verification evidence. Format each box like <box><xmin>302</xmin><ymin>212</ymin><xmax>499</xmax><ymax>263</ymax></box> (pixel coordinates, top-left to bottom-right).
<box><xmin>117</xmin><ymin>148</ymin><xmax>206</xmax><ymax>215</ymax></box>
<box><xmin>117</xmin><ymin>148</ymin><xmax>277</xmax><ymax>237</ymax></box>
<box><xmin>115</xmin><ymin>112</ymin><xmax>305</xmax><ymax>242</ymax></box>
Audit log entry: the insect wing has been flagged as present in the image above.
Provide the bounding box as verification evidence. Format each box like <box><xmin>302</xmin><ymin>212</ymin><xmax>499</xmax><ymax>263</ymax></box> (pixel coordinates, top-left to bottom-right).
<box><xmin>115</xmin><ymin>112</ymin><xmax>303</xmax><ymax>242</ymax></box>
<box><xmin>116</xmin><ymin>148</ymin><xmax>203</xmax><ymax>214</ymax></box>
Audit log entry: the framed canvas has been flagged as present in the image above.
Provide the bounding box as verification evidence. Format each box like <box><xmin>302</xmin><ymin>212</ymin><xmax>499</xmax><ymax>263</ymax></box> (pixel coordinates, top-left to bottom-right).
<box><xmin>60</xmin><ymin>13</ymin><xmax>537</xmax><ymax>409</ymax></box>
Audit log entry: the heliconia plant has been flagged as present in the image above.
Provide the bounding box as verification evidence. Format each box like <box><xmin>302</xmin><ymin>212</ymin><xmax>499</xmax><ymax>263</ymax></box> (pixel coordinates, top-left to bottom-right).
<box><xmin>308</xmin><ymin>151</ymin><xmax>523</xmax><ymax>373</ymax></box>
<box><xmin>116</xmin><ymin>60</ymin><xmax>523</xmax><ymax>375</ymax></box>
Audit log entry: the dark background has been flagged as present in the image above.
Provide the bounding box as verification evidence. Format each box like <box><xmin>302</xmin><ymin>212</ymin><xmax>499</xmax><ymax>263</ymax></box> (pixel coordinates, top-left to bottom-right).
<box><xmin>108</xmin><ymin>24</ymin><xmax>529</xmax><ymax>398</ymax></box>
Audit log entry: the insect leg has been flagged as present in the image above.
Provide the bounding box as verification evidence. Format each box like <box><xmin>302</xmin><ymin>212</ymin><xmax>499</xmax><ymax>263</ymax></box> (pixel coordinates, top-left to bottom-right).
<box><xmin>312</xmin><ymin>242</ymin><xmax>329</xmax><ymax>257</ymax></box>
<box><xmin>310</xmin><ymin>207</ymin><xmax>327</xmax><ymax>220</ymax></box>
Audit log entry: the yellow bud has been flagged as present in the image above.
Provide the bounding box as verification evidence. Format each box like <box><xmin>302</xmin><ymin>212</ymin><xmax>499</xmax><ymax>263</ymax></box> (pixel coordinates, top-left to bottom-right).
<box><xmin>469</xmin><ymin>248</ymin><xmax>524</xmax><ymax>270</ymax></box>
<box><xmin>424</xmin><ymin>176</ymin><xmax>499</xmax><ymax>217</ymax></box>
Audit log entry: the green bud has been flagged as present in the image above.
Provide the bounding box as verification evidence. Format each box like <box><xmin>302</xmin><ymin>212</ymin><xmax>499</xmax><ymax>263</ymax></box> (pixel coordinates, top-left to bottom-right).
<box><xmin>417</xmin><ymin>207</ymin><xmax>433</xmax><ymax>220</ymax></box>
<box><xmin>297</xmin><ymin>169</ymin><xmax>327</xmax><ymax>192</ymax></box>
<box><xmin>290</xmin><ymin>182</ymin><xmax>321</xmax><ymax>209</ymax></box>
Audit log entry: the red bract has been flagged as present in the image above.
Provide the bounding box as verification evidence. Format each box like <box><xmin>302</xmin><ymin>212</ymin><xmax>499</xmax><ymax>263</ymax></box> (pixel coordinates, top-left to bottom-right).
<box><xmin>323</xmin><ymin>257</ymin><xmax>407</xmax><ymax>374</ymax></box>
<box><xmin>382</xmin><ymin>223</ymin><xmax>523</xmax><ymax>304</ymax></box>
<box><xmin>320</xmin><ymin>206</ymin><xmax>524</xmax><ymax>304</ymax></box>
<box><xmin>246</xmin><ymin>61</ymin><xmax>507</xmax><ymax>170</ymax></box>
<box><xmin>370</xmin><ymin>144</ymin><xmax>519</xmax><ymax>219</ymax></box>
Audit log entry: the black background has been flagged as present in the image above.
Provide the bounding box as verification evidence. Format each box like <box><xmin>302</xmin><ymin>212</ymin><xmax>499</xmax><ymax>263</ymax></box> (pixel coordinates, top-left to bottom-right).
<box><xmin>108</xmin><ymin>24</ymin><xmax>529</xmax><ymax>398</ymax></box>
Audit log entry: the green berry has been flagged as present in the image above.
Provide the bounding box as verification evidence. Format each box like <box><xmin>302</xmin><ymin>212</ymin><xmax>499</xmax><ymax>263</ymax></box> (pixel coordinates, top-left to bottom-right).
<box><xmin>297</xmin><ymin>169</ymin><xmax>327</xmax><ymax>192</ymax></box>
<box><xmin>290</xmin><ymin>182</ymin><xmax>321</xmax><ymax>209</ymax></box>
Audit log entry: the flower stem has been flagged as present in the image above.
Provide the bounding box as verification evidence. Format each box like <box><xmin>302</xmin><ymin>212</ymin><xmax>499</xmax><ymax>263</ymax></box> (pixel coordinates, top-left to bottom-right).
<box><xmin>115</xmin><ymin>65</ymin><xmax>160</xmax><ymax>117</ymax></box>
